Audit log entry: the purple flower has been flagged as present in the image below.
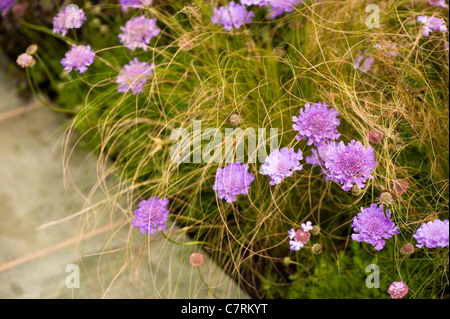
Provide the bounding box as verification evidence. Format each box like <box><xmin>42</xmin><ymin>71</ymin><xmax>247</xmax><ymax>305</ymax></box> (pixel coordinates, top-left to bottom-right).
<box><xmin>116</xmin><ymin>58</ymin><xmax>155</xmax><ymax>95</ymax></box>
<box><xmin>119</xmin><ymin>0</ymin><xmax>153</xmax><ymax>11</ymax></box>
<box><xmin>52</xmin><ymin>5</ymin><xmax>87</xmax><ymax>36</ymax></box>
<box><xmin>305</xmin><ymin>142</ymin><xmax>336</xmax><ymax>182</ymax></box>
<box><xmin>374</xmin><ymin>42</ymin><xmax>399</xmax><ymax>58</ymax></box>
<box><xmin>16</xmin><ymin>53</ymin><xmax>35</xmax><ymax>68</ymax></box>
<box><xmin>260</xmin><ymin>147</ymin><xmax>303</xmax><ymax>185</ymax></box>
<box><xmin>61</xmin><ymin>44</ymin><xmax>95</xmax><ymax>74</ymax></box>
<box><xmin>388</xmin><ymin>281</ymin><xmax>409</xmax><ymax>299</ymax></box>
<box><xmin>351</xmin><ymin>203</ymin><xmax>400</xmax><ymax>251</ymax></box>
<box><xmin>0</xmin><ymin>0</ymin><xmax>15</xmax><ymax>16</ymax></box>
<box><xmin>417</xmin><ymin>16</ymin><xmax>448</xmax><ymax>36</ymax></box>
<box><xmin>119</xmin><ymin>16</ymin><xmax>161</xmax><ymax>51</ymax></box>
<box><xmin>241</xmin><ymin>0</ymin><xmax>271</xmax><ymax>6</ymax></box>
<box><xmin>288</xmin><ymin>221</ymin><xmax>313</xmax><ymax>251</ymax></box>
<box><xmin>428</xmin><ymin>0</ymin><xmax>447</xmax><ymax>8</ymax></box>
<box><xmin>413</xmin><ymin>219</ymin><xmax>449</xmax><ymax>249</ymax></box>
<box><xmin>292</xmin><ymin>102</ymin><xmax>340</xmax><ymax>147</ymax></box>
<box><xmin>213</xmin><ymin>162</ymin><xmax>255</xmax><ymax>203</ymax></box>
<box><xmin>354</xmin><ymin>55</ymin><xmax>375</xmax><ymax>73</ymax></box>
<box><xmin>211</xmin><ymin>1</ymin><xmax>254</xmax><ymax>31</ymax></box>
<box><xmin>324</xmin><ymin>140</ymin><xmax>377</xmax><ymax>191</ymax></box>
<box><xmin>269</xmin><ymin>0</ymin><xmax>302</xmax><ymax>19</ymax></box>
<box><xmin>132</xmin><ymin>196</ymin><xmax>170</xmax><ymax>234</ymax></box>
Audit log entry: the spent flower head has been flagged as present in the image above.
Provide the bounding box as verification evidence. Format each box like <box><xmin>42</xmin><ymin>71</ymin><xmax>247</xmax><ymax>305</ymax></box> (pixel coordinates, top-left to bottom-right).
<box><xmin>16</xmin><ymin>53</ymin><xmax>36</xmax><ymax>68</ymax></box>
<box><xmin>388</xmin><ymin>281</ymin><xmax>409</xmax><ymax>299</ymax></box>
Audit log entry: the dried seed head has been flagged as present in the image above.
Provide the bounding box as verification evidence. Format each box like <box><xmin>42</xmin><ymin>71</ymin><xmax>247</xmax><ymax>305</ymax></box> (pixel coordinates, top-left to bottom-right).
<box><xmin>189</xmin><ymin>252</ymin><xmax>204</xmax><ymax>267</ymax></box>
<box><xmin>379</xmin><ymin>191</ymin><xmax>394</xmax><ymax>205</ymax></box>
<box><xmin>312</xmin><ymin>244</ymin><xmax>322</xmax><ymax>254</ymax></box>
<box><xmin>351</xmin><ymin>184</ymin><xmax>362</xmax><ymax>196</ymax></box>
<box><xmin>26</xmin><ymin>44</ymin><xmax>38</xmax><ymax>55</ymax></box>
<box><xmin>311</xmin><ymin>225</ymin><xmax>320</xmax><ymax>236</ymax></box>
<box><xmin>228</xmin><ymin>113</ymin><xmax>242</xmax><ymax>126</ymax></box>
<box><xmin>400</xmin><ymin>243</ymin><xmax>415</xmax><ymax>256</ymax></box>
<box><xmin>368</xmin><ymin>129</ymin><xmax>384</xmax><ymax>144</ymax></box>
<box><xmin>179</xmin><ymin>36</ymin><xmax>194</xmax><ymax>51</ymax></box>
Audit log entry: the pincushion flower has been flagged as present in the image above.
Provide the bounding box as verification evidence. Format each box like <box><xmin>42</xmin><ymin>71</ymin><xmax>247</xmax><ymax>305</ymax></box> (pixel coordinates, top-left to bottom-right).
<box><xmin>119</xmin><ymin>0</ymin><xmax>153</xmax><ymax>10</ymax></box>
<box><xmin>351</xmin><ymin>203</ymin><xmax>399</xmax><ymax>251</ymax></box>
<box><xmin>241</xmin><ymin>0</ymin><xmax>271</xmax><ymax>6</ymax></box>
<box><xmin>388</xmin><ymin>281</ymin><xmax>409</xmax><ymax>299</ymax></box>
<box><xmin>374</xmin><ymin>42</ymin><xmax>399</xmax><ymax>58</ymax></box>
<box><xmin>211</xmin><ymin>1</ymin><xmax>254</xmax><ymax>31</ymax></box>
<box><xmin>116</xmin><ymin>58</ymin><xmax>155</xmax><ymax>95</ymax></box>
<box><xmin>354</xmin><ymin>55</ymin><xmax>375</xmax><ymax>73</ymax></box>
<box><xmin>269</xmin><ymin>0</ymin><xmax>302</xmax><ymax>19</ymax></box>
<box><xmin>119</xmin><ymin>16</ymin><xmax>161</xmax><ymax>51</ymax></box>
<box><xmin>305</xmin><ymin>142</ymin><xmax>336</xmax><ymax>182</ymax></box>
<box><xmin>0</xmin><ymin>0</ymin><xmax>15</xmax><ymax>16</ymax></box>
<box><xmin>413</xmin><ymin>219</ymin><xmax>449</xmax><ymax>249</ymax></box>
<box><xmin>324</xmin><ymin>140</ymin><xmax>377</xmax><ymax>191</ymax></box>
<box><xmin>288</xmin><ymin>221</ymin><xmax>313</xmax><ymax>251</ymax></box>
<box><xmin>61</xmin><ymin>44</ymin><xmax>95</xmax><ymax>74</ymax></box>
<box><xmin>292</xmin><ymin>102</ymin><xmax>340</xmax><ymax>147</ymax></box>
<box><xmin>52</xmin><ymin>5</ymin><xmax>87</xmax><ymax>36</ymax></box>
<box><xmin>260</xmin><ymin>147</ymin><xmax>303</xmax><ymax>185</ymax></box>
<box><xmin>16</xmin><ymin>53</ymin><xmax>35</xmax><ymax>68</ymax></box>
<box><xmin>213</xmin><ymin>162</ymin><xmax>255</xmax><ymax>203</ymax></box>
<box><xmin>132</xmin><ymin>196</ymin><xmax>170</xmax><ymax>234</ymax></box>
<box><xmin>417</xmin><ymin>16</ymin><xmax>447</xmax><ymax>36</ymax></box>
<box><xmin>428</xmin><ymin>0</ymin><xmax>447</xmax><ymax>8</ymax></box>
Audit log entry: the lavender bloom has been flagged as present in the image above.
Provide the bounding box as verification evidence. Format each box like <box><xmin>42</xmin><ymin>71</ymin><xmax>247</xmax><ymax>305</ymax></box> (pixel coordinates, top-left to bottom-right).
<box><xmin>374</xmin><ymin>42</ymin><xmax>399</xmax><ymax>58</ymax></box>
<box><xmin>351</xmin><ymin>204</ymin><xmax>400</xmax><ymax>251</ymax></box>
<box><xmin>324</xmin><ymin>140</ymin><xmax>377</xmax><ymax>191</ymax></box>
<box><xmin>292</xmin><ymin>102</ymin><xmax>340</xmax><ymax>147</ymax></box>
<box><xmin>119</xmin><ymin>0</ymin><xmax>153</xmax><ymax>11</ymax></box>
<box><xmin>428</xmin><ymin>0</ymin><xmax>447</xmax><ymax>8</ymax></box>
<box><xmin>241</xmin><ymin>0</ymin><xmax>271</xmax><ymax>6</ymax></box>
<box><xmin>61</xmin><ymin>44</ymin><xmax>95</xmax><ymax>74</ymax></box>
<box><xmin>52</xmin><ymin>5</ymin><xmax>87</xmax><ymax>36</ymax></box>
<box><xmin>0</xmin><ymin>0</ymin><xmax>15</xmax><ymax>16</ymax></box>
<box><xmin>417</xmin><ymin>16</ymin><xmax>448</xmax><ymax>36</ymax></box>
<box><xmin>388</xmin><ymin>281</ymin><xmax>409</xmax><ymax>299</ymax></box>
<box><xmin>354</xmin><ymin>55</ymin><xmax>375</xmax><ymax>73</ymax></box>
<box><xmin>116</xmin><ymin>58</ymin><xmax>155</xmax><ymax>95</ymax></box>
<box><xmin>132</xmin><ymin>196</ymin><xmax>170</xmax><ymax>234</ymax></box>
<box><xmin>260</xmin><ymin>147</ymin><xmax>303</xmax><ymax>185</ymax></box>
<box><xmin>119</xmin><ymin>16</ymin><xmax>161</xmax><ymax>51</ymax></box>
<box><xmin>288</xmin><ymin>221</ymin><xmax>313</xmax><ymax>251</ymax></box>
<box><xmin>211</xmin><ymin>1</ymin><xmax>254</xmax><ymax>31</ymax></box>
<box><xmin>306</xmin><ymin>142</ymin><xmax>336</xmax><ymax>182</ymax></box>
<box><xmin>213</xmin><ymin>162</ymin><xmax>255</xmax><ymax>203</ymax></box>
<box><xmin>269</xmin><ymin>0</ymin><xmax>302</xmax><ymax>19</ymax></box>
<box><xmin>413</xmin><ymin>219</ymin><xmax>449</xmax><ymax>249</ymax></box>
<box><xmin>16</xmin><ymin>53</ymin><xmax>35</xmax><ymax>68</ymax></box>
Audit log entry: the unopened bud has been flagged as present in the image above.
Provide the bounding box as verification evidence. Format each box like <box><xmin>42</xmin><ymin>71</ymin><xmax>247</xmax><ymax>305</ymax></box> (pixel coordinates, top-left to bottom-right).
<box><xmin>312</xmin><ymin>244</ymin><xmax>322</xmax><ymax>254</ymax></box>
<box><xmin>311</xmin><ymin>225</ymin><xmax>320</xmax><ymax>236</ymax></box>
<box><xmin>26</xmin><ymin>44</ymin><xmax>38</xmax><ymax>55</ymax></box>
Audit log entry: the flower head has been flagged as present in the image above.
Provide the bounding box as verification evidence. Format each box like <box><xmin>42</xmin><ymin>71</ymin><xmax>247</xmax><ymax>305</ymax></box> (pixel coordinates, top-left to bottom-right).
<box><xmin>392</xmin><ymin>179</ymin><xmax>409</xmax><ymax>194</ymax></box>
<box><xmin>119</xmin><ymin>16</ymin><xmax>161</xmax><ymax>51</ymax></box>
<box><xmin>428</xmin><ymin>0</ymin><xmax>447</xmax><ymax>8</ymax></box>
<box><xmin>241</xmin><ymin>0</ymin><xmax>271</xmax><ymax>6</ymax></box>
<box><xmin>52</xmin><ymin>5</ymin><xmax>87</xmax><ymax>36</ymax></box>
<box><xmin>351</xmin><ymin>203</ymin><xmax>399</xmax><ymax>251</ymax></box>
<box><xmin>417</xmin><ymin>16</ymin><xmax>447</xmax><ymax>36</ymax></box>
<box><xmin>374</xmin><ymin>42</ymin><xmax>399</xmax><ymax>58</ymax></box>
<box><xmin>388</xmin><ymin>281</ymin><xmax>409</xmax><ymax>299</ymax></box>
<box><xmin>368</xmin><ymin>129</ymin><xmax>384</xmax><ymax>144</ymax></box>
<box><xmin>0</xmin><ymin>0</ymin><xmax>15</xmax><ymax>16</ymax></box>
<box><xmin>288</xmin><ymin>221</ymin><xmax>313</xmax><ymax>251</ymax></box>
<box><xmin>413</xmin><ymin>219</ymin><xmax>449</xmax><ymax>249</ymax></box>
<box><xmin>292</xmin><ymin>102</ymin><xmax>340</xmax><ymax>147</ymax></box>
<box><xmin>119</xmin><ymin>0</ymin><xmax>153</xmax><ymax>11</ymax></box>
<box><xmin>269</xmin><ymin>0</ymin><xmax>302</xmax><ymax>19</ymax></box>
<box><xmin>211</xmin><ymin>1</ymin><xmax>254</xmax><ymax>31</ymax></box>
<box><xmin>61</xmin><ymin>44</ymin><xmax>95</xmax><ymax>74</ymax></box>
<box><xmin>189</xmin><ymin>252</ymin><xmax>204</xmax><ymax>267</ymax></box>
<box><xmin>213</xmin><ymin>162</ymin><xmax>255</xmax><ymax>203</ymax></box>
<box><xmin>378</xmin><ymin>191</ymin><xmax>394</xmax><ymax>205</ymax></box>
<box><xmin>132</xmin><ymin>196</ymin><xmax>170</xmax><ymax>234</ymax></box>
<box><xmin>260</xmin><ymin>147</ymin><xmax>303</xmax><ymax>185</ymax></box>
<box><xmin>116</xmin><ymin>58</ymin><xmax>155</xmax><ymax>95</ymax></box>
<box><xmin>324</xmin><ymin>140</ymin><xmax>377</xmax><ymax>191</ymax></box>
<box><xmin>400</xmin><ymin>243</ymin><xmax>415</xmax><ymax>256</ymax></box>
<box><xmin>354</xmin><ymin>55</ymin><xmax>375</xmax><ymax>73</ymax></box>
<box><xmin>16</xmin><ymin>53</ymin><xmax>35</xmax><ymax>68</ymax></box>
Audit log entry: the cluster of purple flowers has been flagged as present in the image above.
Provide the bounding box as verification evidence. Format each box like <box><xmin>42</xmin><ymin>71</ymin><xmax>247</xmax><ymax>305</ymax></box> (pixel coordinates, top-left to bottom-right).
<box><xmin>417</xmin><ymin>15</ymin><xmax>448</xmax><ymax>36</ymax></box>
<box><xmin>211</xmin><ymin>0</ymin><xmax>304</xmax><ymax>30</ymax></box>
<box><xmin>0</xmin><ymin>0</ymin><xmax>15</xmax><ymax>16</ymax></box>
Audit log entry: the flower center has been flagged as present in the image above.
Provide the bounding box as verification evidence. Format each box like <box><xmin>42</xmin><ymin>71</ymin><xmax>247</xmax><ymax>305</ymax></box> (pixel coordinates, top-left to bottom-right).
<box><xmin>295</xmin><ymin>229</ymin><xmax>311</xmax><ymax>244</ymax></box>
